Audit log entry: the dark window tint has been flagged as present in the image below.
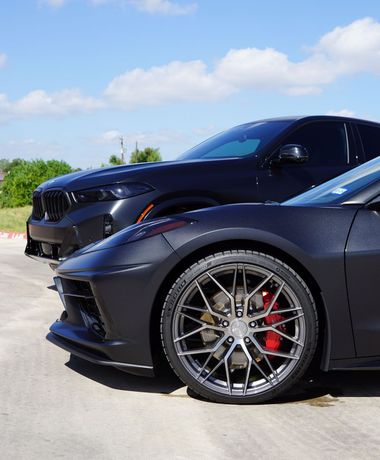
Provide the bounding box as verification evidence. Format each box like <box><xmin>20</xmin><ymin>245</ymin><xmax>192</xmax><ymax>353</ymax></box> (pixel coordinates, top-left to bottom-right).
<box><xmin>177</xmin><ymin>120</ymin><xmax>293</xmax><ymax>160</ymax></box>
<box><xmin>282</xmin><ymin>122</ymin><xmax>348</xmax><ymax>166</ymax></box>
<box><xmin>357</xmin><ymin>124</ymin><xmax>380</xmax><ymax>160</ymax></box>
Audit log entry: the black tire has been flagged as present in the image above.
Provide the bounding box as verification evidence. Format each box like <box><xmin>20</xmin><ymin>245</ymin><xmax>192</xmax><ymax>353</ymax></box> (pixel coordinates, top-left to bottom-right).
<box><xmin>160</xmin><ymin>250</ymin><xmax>319</xmax><ymax>404</ymax></box>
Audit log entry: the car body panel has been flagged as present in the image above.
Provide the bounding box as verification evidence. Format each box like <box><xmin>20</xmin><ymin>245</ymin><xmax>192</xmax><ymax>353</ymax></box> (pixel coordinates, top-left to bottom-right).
<box><xmin>346</xmin><ymin>208</ymin><xmax>380</xmax><ymax>357</ymax></box>
<box><xmin>51</xmin><ymin>235</ymin><xmax>181</xmax><ymax>369</ymax></box>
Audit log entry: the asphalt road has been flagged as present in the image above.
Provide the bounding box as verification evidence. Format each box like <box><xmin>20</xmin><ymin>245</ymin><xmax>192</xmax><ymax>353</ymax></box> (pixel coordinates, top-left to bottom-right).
<box><xmin>1</xmin><ymin>238</ymin><xmax>380</xmax><ymax>459</ymax></box>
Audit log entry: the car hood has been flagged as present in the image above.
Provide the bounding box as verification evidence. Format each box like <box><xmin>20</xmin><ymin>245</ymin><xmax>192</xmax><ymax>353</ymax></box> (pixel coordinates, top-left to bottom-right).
<box><xmin>37</xmin><ymin>158</ymin><xmax>238</xmax><ymax>192</ymax></box>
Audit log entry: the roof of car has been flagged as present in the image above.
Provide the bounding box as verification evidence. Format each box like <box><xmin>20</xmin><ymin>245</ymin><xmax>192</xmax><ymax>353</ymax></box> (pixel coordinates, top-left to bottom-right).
<box><xmin>250</xmin><ymin>115</ymin><xmax>380</xmax><ymax>126</ymax></box>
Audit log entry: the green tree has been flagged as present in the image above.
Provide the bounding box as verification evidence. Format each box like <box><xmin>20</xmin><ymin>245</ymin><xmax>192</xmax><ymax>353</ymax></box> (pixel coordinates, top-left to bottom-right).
<box><xmin>100</xmin><ymin>154</ymin><xmax>125</xmax><ymax>167</ymax></box>
<box><xmin>0</xmin><ymin>159</ymin><xmax>10</xmax><ymax>172</ymax></box>
<box><xmin>0</xmin><ymin>158</ymin><xmax>24</xmax><ymax>173</ymax></box>
<box><xmin>0</xmin><ymin>159</ymin><xmax>73</xmax><ymax>208</ymax></box>
<box><xmin>109</xmin><ymin>154</ymin><xmax>125</xmax><ymax>166</ymax></box>
<box><xmin>130</xmin><ymin>147</ymin><xmax>162</xmax><ymax>164</ymax></box>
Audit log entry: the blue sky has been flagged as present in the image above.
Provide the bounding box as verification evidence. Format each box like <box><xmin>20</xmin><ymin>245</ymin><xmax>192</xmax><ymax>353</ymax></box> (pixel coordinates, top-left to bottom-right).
<box><xmin>1</xmin><ymin>0</ymin><xmax>380</xmax><ymax>168</ymax></box>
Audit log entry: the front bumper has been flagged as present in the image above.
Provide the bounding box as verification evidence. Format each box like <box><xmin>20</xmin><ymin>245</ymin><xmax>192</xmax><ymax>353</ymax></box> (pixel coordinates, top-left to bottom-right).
<box><xmin>47</xmin><ymin>328</ymin><xmax>154</xmax><ymax>376</ymax></box>
<box><xmin>25</xmin><ymin>215</ymin><xmax>104</xmax><ymax>264</ymax></box>
<box><xmin>25</xmin><ymin>192</ymin><xmax>153</xmax><ymax>262</ymax></box>
<box><xmin>25</xmin><ymin>219</ymin><xmax>78</xmax><ymax>264</ymax></box>
<box><xmin>47</xmin><ymin>235</ymin><xmax>181</xmax><ymax>375</ymax></box>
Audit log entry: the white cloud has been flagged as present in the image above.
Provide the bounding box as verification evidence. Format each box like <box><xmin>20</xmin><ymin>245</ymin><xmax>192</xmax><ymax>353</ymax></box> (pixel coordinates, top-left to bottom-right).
<box><xmin>0</xmin><ymin>138</ymin><xmax>65</xmax><ymax>161</ymax></box>
<box><xmin>129</xmin><ymin>129</ymin><xmax>187</xmax><ymax>144</ymax></box>
<box><xmin>95</xmin><ymin>130</ymin><xmax>124</xmax><ymax>143</ymax></box>
<box><xmin>104</xmin><ymin>60</ymin><xmax>233</xmax><ymax>108</ymax></box>
<box><xmin>14</xmin><ymin>89</ymin><xmax>104</xmax><ymax>115</ymax></box>
<box><xmin>83</xmin><ymin>0</ymin><xmax>198</xmax><ymax>15</ymax></box>
<box><xmin>215</xmin><ymin>17</ymin><xmax>380</xmax><ymax>95</ymax></box>
<box><xmin>216</xmin><ymin>49</ymin><xmax>297</xmax><ymax>93</ymax></box>
<box><xmin>192</xmin><ymin>125</ymin><xmax>219</xmax><ymax>138</ymax></box>
<box><xmin>105</xmin><ymin>17</ymin><xmax>380</xmax><ymax>107</ymax></box>
<box><xmin>214</xmin><ymin>48</ymin><xmax>338</xmax><ymax>95</ymax></box>
<box><xmin>326</xmin><ymin>109</ymin><xmax>356</xmax><ymax>118</ymax></box>
<box><xmin>0</xmin><ymin>53</ymin><xmax>7</xmax><ymax>68</ymax></box>
<box><xmin>41</xmin><ymin>0</ymin><xmax>67</xmax><ymax>7</ymax></box>
<box><xmin>285</xmin><ymin>86</ymin><xmax>322</xmax><ymax>96</ymax></box>
<box><xmin>93</xmin><ymin>128</ymin><xmax>192</xmax><ymax>162</ymax></box>
<box><xmin>3</xmin><ymin>17</ymin><xmax>380</xmax><ymax>120</ymax></box>
<box><xmin>128</xmin><ymin>0</ymin><xmax>197</xmax><ymax>15</ymax></box>
<box><xmin>95</xmin><ymin>128</ymin><xmax>186</xmax><ymax>145</ymax></box>
<box><xmin>0</xmin><ymin>89</ymin><xmax>104</xmax><ymax>122</ymax></box>
<box><xmin>314</xmin><ymin>17</ymin><xmax>380</xmax><ymax>75</ymax></box>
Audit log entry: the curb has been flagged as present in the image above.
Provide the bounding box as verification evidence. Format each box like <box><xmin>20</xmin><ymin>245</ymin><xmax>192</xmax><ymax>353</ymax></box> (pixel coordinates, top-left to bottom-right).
<box><xmin>0</xmin><ymin>231</ymin><xmax>27</xmax><ymax>240</ymax></box>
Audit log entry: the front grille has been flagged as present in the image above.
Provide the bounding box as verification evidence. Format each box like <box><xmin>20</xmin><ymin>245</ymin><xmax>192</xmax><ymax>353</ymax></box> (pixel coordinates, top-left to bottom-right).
<box><xmin>43</xmin><ymin>190</ymin><xmax>70</xmax><ymax>222</ymax></box>
<box><xmin>32</xmin><ymin>191</ymin><xmax>44</xmax><ymax>220</ymax></box>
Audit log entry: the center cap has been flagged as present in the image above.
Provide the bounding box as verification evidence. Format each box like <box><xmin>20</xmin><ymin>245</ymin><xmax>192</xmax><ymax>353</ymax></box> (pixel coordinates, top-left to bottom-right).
<box><xmin>230</xmin><ymin>319</ymin><xmax>248</xmax><ymax>339</ymax></box>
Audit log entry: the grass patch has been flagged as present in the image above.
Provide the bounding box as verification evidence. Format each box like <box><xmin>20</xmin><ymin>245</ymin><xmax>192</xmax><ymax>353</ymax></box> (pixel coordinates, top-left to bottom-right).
<box><xmin>0</xmin><ymin>206</ymin><xmax>31</xmax><ymax>232</ymax></box>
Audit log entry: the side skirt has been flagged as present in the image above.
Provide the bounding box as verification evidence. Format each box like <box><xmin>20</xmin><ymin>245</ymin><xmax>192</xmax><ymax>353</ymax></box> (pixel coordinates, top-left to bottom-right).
<box><xmin>329</xmin><ymin>356</ymin><xmax>380</xmax><ymax>371</ymax></box>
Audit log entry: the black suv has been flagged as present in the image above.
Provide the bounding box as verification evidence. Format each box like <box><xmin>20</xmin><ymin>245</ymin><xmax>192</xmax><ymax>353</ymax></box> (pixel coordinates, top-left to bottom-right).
<box><xmin>26</xmin><ymin>115</ymin><xmax>380</xmax><ymax>264</ymax></box>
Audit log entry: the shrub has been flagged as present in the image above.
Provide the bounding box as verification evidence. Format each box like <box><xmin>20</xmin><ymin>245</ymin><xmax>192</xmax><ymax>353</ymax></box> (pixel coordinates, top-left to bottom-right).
<box><xmin>0</xmin><ymin>159</ymin><xmax>73</xmax><ymax>208</ymax></box>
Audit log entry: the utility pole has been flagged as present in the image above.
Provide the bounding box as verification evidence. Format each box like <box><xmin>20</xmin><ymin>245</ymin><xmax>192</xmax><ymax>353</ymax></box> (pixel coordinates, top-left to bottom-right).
<box><xmin>120</xmin><ymin>136</ymin><xmax>125</xmax><ymax>164</ymax></box>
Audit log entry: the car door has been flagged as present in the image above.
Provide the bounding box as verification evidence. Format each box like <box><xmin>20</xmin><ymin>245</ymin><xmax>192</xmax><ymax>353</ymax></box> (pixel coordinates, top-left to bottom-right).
<box><xmin>256</xmin><ymin>121</ymin><xmax>358</xmax><ymax>202</ymax></box>
<box><xmin>345</xmin><ymin>198</ymin><xmax>380</xmax><ymax>357</ymax></box>
<box><xmin>356</xmin><ymin>123</ymin><xmax>380</xmax><ymax>161</ymax></box>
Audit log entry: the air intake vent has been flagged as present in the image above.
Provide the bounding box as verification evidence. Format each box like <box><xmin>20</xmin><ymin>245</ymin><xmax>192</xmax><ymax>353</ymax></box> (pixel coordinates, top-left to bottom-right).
<box><xmin>43</xmin><ymin>190</ymin><xmax>70</xmax><ymax>222</ymax></box>
<box><xmin>32</xmin><ymin>191</ymin><xmax>44</xmax><ymax>220</ymax></box>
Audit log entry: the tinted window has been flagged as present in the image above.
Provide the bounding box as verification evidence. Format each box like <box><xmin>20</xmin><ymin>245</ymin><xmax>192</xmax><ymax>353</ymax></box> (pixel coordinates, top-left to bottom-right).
<box><xmin>284</xmin><ymin>156</ymin><xmax>380</xmax><ymax>206</ymax></box>
<box><xmin>177</xmin><ymin>120</ymin><xmax>293</xmax><ymax>160</ymax></box>
<box><xmin>357</xmin><ymin>124</ymin><xmax>380</xmax><ymax>160</ymax></box>
<box><xmin>282</xmin><ymin>122</ymin><xmax>348</xmax><ymax>166</ymax></box>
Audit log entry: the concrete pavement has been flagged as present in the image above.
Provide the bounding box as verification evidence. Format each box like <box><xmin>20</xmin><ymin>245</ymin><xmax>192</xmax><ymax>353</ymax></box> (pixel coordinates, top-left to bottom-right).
<box><xmin>1</xmin><ymin>238</ymin><xmax>380</xmax><ymax>460</ymax></box>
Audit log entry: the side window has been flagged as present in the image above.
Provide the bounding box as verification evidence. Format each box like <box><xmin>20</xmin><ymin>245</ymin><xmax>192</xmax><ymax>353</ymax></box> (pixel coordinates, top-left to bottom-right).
<box><xmin>357</xmin><ymin>124</ymin><xmax>380</xmax><ymax>160</ymax></box>
<box><xmin>281</xmin><ymin>122</ymin><xmax>349</xmax><ymax>166</ymax></box>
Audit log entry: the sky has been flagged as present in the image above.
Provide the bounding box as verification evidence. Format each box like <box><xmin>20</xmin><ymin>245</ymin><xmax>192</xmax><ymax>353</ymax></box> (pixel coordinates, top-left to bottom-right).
<box><xmin>1</xmin><ymin>0</ymin><xmax>380</xmax><ymax>168</ymax></box>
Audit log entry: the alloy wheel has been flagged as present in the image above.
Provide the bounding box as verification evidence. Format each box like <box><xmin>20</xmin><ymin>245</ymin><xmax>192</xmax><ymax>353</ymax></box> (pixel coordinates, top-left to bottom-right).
<box><xmin>170</xmin><ymin>262</ymin><xmax>307</xmax><ymax>398</ymax></box>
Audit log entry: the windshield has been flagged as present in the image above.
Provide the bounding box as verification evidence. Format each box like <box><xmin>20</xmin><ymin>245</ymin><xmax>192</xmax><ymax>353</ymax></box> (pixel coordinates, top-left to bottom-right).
<box><xmin>284</xmin><ymin>156</ymin><xmax>380</xmax><ymax>206</ymax></box>
<box><xmin>177</xmin><ymin>120</ymin><xmax>293</xmax><ymax>160</ymax></box>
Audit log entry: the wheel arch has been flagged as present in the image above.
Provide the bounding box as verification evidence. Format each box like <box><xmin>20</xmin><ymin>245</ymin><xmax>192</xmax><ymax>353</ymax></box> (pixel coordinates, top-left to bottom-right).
<box><xmin>150</xmin><ymin>238</ymin><xmax>331</xmax><ymax>373</ymax></box>
<box><xmin>140</xmin><ymin>196</ymin><xmax>220</xmax><ymax>221</ymax></box>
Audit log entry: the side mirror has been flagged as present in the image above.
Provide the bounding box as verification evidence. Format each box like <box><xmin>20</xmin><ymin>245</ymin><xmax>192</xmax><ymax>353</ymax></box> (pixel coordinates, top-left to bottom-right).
<box><xmin>366</xmin><ymin>196</ymin><xmax>380</xmax><ymax>211</ymax></box>
<box><xmin>272</xmin><ymin>144</ymin><xmax>309</xmax><ymax>166</ymax></box>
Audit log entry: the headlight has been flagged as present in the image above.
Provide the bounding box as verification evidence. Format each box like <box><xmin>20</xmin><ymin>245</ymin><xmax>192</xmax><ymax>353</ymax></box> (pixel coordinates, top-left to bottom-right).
<box><xmin>73</xmin><ymin>182</ymin><xmax>154</xmax><ymax>202</ymax></box>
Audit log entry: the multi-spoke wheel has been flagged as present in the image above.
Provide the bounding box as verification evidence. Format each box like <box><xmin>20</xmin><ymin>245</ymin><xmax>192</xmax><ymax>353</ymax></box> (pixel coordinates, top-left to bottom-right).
<box><xmin>161</xmin><ymin>250</ymin><xmax>318</xmax><ymax>404</ymax></box>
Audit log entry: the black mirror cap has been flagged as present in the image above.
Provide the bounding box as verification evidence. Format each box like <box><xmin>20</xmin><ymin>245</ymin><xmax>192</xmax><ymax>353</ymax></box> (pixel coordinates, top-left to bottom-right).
<box><xmin>274</xmin><ymin>144</ymin><xmax>309</xmax><ymax>165</ymax></box>
<box><xmin>366</xmin><ymin>195</ymin><xmax>380</xmax><ymax>211</ymax></box>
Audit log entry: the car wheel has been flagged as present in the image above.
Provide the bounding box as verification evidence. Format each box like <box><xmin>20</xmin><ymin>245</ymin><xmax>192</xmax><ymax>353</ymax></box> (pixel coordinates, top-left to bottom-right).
<box><xmin>161</xmin><ymin>250</ymin><xmax>319</xmax><ymax>404</ymax></box>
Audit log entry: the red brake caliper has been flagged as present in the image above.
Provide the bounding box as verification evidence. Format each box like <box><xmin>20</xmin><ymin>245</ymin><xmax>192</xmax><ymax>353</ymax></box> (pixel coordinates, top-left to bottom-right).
<box><xmin>262</xmin><ymin>291</ymin><xmax>285</xmax><ymax>354</ymax></box>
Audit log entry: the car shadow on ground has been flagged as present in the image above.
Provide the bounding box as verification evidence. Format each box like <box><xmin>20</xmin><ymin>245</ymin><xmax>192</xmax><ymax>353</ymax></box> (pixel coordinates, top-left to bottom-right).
<box><xmin>66</xmin><ymin>355</ymin><xmax>184</xmax><ymax>394</ymax></box>
<box><xmin>66</xmin><ymin>354</ymin><xmax>380</xmax><ymax>404</ymax></box>
<box><xmin>273</xmin><ymin>370</ymin><xmax>380</xmax><ymax>406</ymax></box>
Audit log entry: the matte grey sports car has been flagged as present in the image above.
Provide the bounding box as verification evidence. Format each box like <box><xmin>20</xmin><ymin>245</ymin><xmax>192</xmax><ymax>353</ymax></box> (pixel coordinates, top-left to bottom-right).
<box><xmin>48</xmin><ymin>157</ymin><xmax>380</xmax><ymax>404</ymax></box>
